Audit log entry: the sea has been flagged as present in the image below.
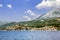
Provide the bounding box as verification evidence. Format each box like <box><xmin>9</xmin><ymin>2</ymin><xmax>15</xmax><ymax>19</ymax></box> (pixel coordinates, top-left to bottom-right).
<box><xmin>0</xmin><ymin>30</ymin><xmax>60</xmax><ymax>40</ymax></box>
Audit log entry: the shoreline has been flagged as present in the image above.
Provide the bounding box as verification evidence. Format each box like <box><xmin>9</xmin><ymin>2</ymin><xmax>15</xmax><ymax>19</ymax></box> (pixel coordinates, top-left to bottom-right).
<box><xmin>0</xmin><ymin>26</ymin><xmax>57</xmax><ymax>31</ymax></box>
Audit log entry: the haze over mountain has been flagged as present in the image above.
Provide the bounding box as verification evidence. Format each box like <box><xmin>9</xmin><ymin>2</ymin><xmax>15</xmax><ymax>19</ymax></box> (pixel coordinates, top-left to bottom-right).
<box><xmin>37</xmin><ymin>9</ymin><xmax>60</xmax><ymax>20</ymax></box>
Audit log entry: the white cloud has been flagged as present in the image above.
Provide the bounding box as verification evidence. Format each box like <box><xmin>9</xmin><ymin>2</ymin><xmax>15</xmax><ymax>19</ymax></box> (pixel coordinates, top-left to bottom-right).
<box><xmin>0</xmin><ymin>4</ymin><xmax>3</xmax><ymax>7</ymax></box>
<box><xmin>36</xmin><ymin>0</ymin><xmax>60</xmax><ymax>9</ymax></box>
<box><xmin>24</xmin><ymin>10</ymin><xmax>40</xmax><ymax>21</ymax></box>
<box><xmin>23</xmin><ymin>16</ymin><xmax>32</xmax><ymax>21</ymax></box>
<box><xmin>7</xmin><ymin>4</ymin><xmax>12</xmax><ymax>8</ymax></box>
<box><xmin>25</xmin><ymin>9</ymin><xmax>40</xmax><ymax>17</ymax></box>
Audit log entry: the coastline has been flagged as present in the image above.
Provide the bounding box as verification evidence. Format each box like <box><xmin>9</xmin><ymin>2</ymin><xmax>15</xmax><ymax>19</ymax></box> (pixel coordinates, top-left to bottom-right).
<box><xmin>0</xmin><ymin>26</ymin><xmax>57</xmax><ymax>31</ymax></box>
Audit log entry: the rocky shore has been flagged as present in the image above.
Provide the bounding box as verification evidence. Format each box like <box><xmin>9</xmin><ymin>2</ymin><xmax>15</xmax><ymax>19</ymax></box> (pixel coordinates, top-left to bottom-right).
<box><xmin>31</xmin><ymin>26</ymin><xmax>57</xmax><ymax>31</ymax></box>
<box><xmin>1</xmin><ymin>25</ymin><xmax>57</xmax><ymax>31</ymax></box>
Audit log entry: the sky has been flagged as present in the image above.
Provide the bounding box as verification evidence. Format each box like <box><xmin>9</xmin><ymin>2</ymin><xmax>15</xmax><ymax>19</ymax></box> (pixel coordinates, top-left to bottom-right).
<box><xmin>0</xmin><ymin>0</ymin><xmax>60</xmax><ymax>22</ymax></box>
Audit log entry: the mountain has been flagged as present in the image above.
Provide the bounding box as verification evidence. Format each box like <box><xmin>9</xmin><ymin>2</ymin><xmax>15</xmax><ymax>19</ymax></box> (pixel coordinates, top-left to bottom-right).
<box><xmin>0</xmin><ymin>20</ymin><xmax>11</xmax><ymax>25</ymax></box>
<box><xmin>0</xmin><ymin>9</ymin><xmax>60</xmax><ymax>30</ymax></box>
<box><xmin>37</xmin><ymin>9</ymin><xmax>60</xmax><ymax>20</ymax></box>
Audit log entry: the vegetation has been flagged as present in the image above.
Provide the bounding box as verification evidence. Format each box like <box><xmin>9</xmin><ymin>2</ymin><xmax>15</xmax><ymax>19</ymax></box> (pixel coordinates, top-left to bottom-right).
<box><xmin>0</xmin><ymin>18</ymin><xmax>60</xmax><ymax>30</ymax></box>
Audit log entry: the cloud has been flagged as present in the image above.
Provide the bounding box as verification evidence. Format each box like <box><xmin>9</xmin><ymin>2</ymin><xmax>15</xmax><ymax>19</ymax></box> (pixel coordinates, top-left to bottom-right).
<box><xmin>25</xmin><ymin>9</ymin><xmax>40</xmax><ymax>17</ymax></box>
<box><xmin>0</xmin><ymin>4</ymin><xmax>3</xmax><ymax>7</ymax></box>
<box><xmin>36</xmin><ymin>0</ymin><xmax>60</xmax><ymax>9</ymax></box>
<box><xmin>23</xmin><ymin>16</ymin><xmax>32</xmax><ymax>21</ymax></box>
<box><xmin>7</xmin><ymin>4</ymin><xmax>12</xmax><ymax>8</ymax></box>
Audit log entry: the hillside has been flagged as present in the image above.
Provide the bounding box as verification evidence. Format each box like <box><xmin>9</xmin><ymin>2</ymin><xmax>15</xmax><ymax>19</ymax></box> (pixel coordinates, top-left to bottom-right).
<box><xmin>0</xmin><ymin>19</ymin><xmax>60</xmax><ymax>30</ymax></box>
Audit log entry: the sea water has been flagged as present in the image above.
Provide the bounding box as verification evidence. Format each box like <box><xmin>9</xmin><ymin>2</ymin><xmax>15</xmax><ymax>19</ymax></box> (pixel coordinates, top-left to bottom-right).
<box><xmin>0</xmin><ymin>30</ymin><xmax>60</xmax><ymax>40</ymax></box>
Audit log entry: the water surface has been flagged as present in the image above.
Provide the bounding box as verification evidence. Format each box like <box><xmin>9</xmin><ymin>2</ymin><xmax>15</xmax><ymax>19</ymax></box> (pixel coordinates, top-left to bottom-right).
<box><xmin>0</xmin><ymin>31</ymin><xmax>60</xmax><ymax>40</ymax></box>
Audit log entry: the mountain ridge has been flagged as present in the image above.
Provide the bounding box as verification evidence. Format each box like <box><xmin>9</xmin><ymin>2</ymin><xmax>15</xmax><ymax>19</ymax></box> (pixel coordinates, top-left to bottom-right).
<box><xmin>37</xmin><ymin>9</ymin><xmax>60</xmax><ymax>20</ymax></box>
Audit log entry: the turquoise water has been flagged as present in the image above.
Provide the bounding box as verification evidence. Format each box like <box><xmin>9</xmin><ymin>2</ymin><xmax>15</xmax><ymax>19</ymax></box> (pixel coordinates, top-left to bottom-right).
<box><xmin>0</xmin><ymin>31</ymin><xmax>60</xmax><ymax>40</ymax></box>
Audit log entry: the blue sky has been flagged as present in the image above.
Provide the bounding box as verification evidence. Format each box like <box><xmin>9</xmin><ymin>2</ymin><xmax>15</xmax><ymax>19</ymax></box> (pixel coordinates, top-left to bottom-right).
<box><xmin>0</xmin><ymin>0</ymin><xmax>59</xmax><ymax>22</ymax></box>
<box><xmin>0</xmin><ymin>0</ymin><xmax>43</xmax><ymax>22</ymax></box>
